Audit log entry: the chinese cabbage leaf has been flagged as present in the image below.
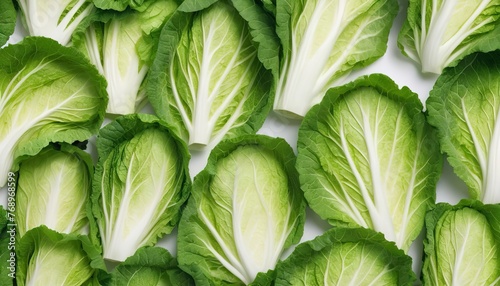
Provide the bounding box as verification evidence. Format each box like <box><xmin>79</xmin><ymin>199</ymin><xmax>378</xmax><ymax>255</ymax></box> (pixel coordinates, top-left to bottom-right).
<box><xmin>15</xmin><ymin>143</ymin><xmax>93</xmax><ymax>237</ymax></box>
<box><xmin>398</xmin><ymin>0</ymin><xmax>500</xmax><ymax>74</ymax></box>
<box><xmin>16</xmin><ymin>225</ymin><xmax>106</xmax><ymax>286</ymax></box>
<box><xmin>178</xmin><ymin>135</ymin><xmax>305</xmax><ymax>285</ymax></box>
<box><xmin>148</xmin><ymin>1</ymin><xmax>272</xmax><ymax>149</ymax></box>
<box><xmin>427</xmin><ymin>51</ymin><xmax>500</xmax><ymax>203</ymax></box>
<box><xmin>297</xmin><ymin>74</ymin><xmax>442</xmax><ymax>251</ymax></box>
<box><xmin>92</xmin><ymin>113</ymin><xmax>191</xmax><ymax>262</ymax></box>
<box><xmin>274</xmin><ymin>227</ymin><xmax>416</xmax><ymax>285</ymax></box>
<box><xmin>0</xmin><ymin>36</ymin><xmax>107</xmax><ymax>188</ymax></box>
<box><xmin>422</xmin><ymin>200</ymin><xmax>500</xmax><ymax>285</ymax></box>
<box><xmin>273</xmin><ymin>0</ymin><xmax>398</xmax><ymax>118</ymax></box>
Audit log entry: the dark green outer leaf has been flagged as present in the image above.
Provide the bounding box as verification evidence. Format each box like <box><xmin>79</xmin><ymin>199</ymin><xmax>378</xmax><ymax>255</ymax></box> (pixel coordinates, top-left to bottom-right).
<box><xmin>426</xmin><ymin>51</ymin><xmax>500</xmax><ymax>202</ymax></box>
<box><xmin>230</xmin><ymin>0</ymin><xmax>281</xmax><ymax>77</ymax></box>
<box><xmin>93</xmin><ymin>0</ymin><xmax>158</xmax><ymax>12</ymax></box>
<box><xmin>274</xmin><ymin>0</ymin><xmax>291</xmax><ymax>61</ymax></box>
<box><xmin>147</xmin><ymin>10</ymin><xmax>194</xmax><ymax>144</ymax></box>
<box><xmin>177</xmin><ymin>135</ymin><xmax>306</xmax><ymax>285</ymax></box>
<box><xmin>274</xmin><ymin>227</ymin><xmax>416</xmax><ymax>286</ymax></box>
<box><xmin>0</xmin><ymin>0</ymin><xmax>16</xmax><ymax>47</ymax></box>
<box><xmin>259</xmin><ymin>0</ymin><xmax>276</xmax><ymax>15</ymax></box>
<box><xmin>110</xmin><ymin>246</ymin><xmax>194</xmax><ymax>285</ymax></box>
<box><xmin>178</xmin><ymin>0</ymin><xmax>219</xmax><ymax>12</ymax></box>
<box><xmin>93</xmin><ymin>0</ymin><xmax>131</xmax><ymax>11</ymax></box>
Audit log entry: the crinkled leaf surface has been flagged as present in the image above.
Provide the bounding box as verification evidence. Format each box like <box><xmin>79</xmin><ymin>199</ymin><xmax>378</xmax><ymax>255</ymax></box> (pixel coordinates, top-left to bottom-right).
<box><xmin>0</xmin><ymin>36</ymin><xmax>107</xmax><ymax>188</ymax></box>
<box><xmin>427</xmin><ymin>51</ymin><xmax>500</xmax><ymax>203</ymax></box>
<box><xmin>148</xmin><ymin>1</ymin><xmax>272</xmax><ymax>149</ymax></box>
<box><xmin>422</xmin><ymin>200</ymin><xmax>500</xmax><ymax>285</ymax></box>
<box><xmin>297</xmin><ymin>74</ymin><xmax>442</xmax><ymax>251</ymax></box>
<box><xmin>93</xmin><ymin>0</ymin><xmax>160</xmax><ymax>12</ymax></box>
<box><xmin>178</xmin><ymin>135</ymin><xmax>305</xmax><ymax>285</ymax></box>
<box><xmin>110</xmin><ymin>246</ymin><xmax>194</xmax><ymax>286</ymax></box>
<box><xmin>16</xmin><ymin>225</ymin><xmax>106</xmax><ymax>286</ymax></box>
<box><xmin>92</xmin><ymin>113</ymin><xmax>191</xmax><ymax>262</ymax></box>
<box><xmin>0</xmin><ymin>0</ymin><xmax>16</xmax><ymax>47</ymax></box>
<box><xmin>274</xmin><ymin>227</ymin><xmax>416</xmax><ymax>286</ymax></box>
<box><xmin>15</xmin><ymin>144</ymin><xmax>93</xmax><ymax>237</ymax></box>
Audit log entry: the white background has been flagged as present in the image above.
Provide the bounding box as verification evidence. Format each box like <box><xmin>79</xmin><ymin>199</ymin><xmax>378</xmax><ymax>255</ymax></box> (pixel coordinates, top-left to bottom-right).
<box><xmin>0</xmin><ymin>0</ymin><xmax>470</xmax><ymax>282</ymax></box>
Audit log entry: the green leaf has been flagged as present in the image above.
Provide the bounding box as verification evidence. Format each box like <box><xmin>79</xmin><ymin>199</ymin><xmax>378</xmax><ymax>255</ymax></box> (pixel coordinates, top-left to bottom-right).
<box><xmin>259</xmin><ymin>0</ymin><xmax>276</xmax><ymax>15</ymax></box>
<box><xmin>148</xmin><ymin>1</ymin><xmax>273</xmax><ymax>149</ymax></box>
<box><xmin>178</xmin><ymin>135</ymin><xmax>306</xmax><ymax>285</ymax></box>
<box><xmin>15</xmin><ymin>143</ymin><xmax>93</xmax><ymax>237</ymax></box>
<box><xmin>427</xmin><ymin>51</ymin><xmax>500</xmax><ymax>203</ymax></box>
<box><xmin>230</xmin><ymin>0</ymin><xmax>281</xmax><ymax>77</ymax></box>
<box><xmin>16</xmin><ymin>225</ymin><xmax>107</xmax><ymax>286</ymax></box>
<box><xmin>177</xmin><ymin>0</ymin><xmax>219</xmax><ymax>12</ymax></box>
<box><xmin>110</xmin><ymin>246</ymin><xmax>194</xmax><ymax>285</ymax></box>
<box><xmin>297</xmin><ymin>74</ymin><xmax>442</xmax><ymax>251</ymax></box>
<box><xmin>0</xmin><ymin>0</ymin><xmax>16</xmax><ymax>47</ymax></box>
<box><xmin>92</xmin><ymin>0</ymin><xmax>174</xmax><ymax>12</ymax></box>
<box><xmin>0</xmin><ymin>36</ymin><xmax>107</xmax><ymax>188</ymax></box>
<box><xmin>398</xmin><ymin>0</ymin><xmax>500</xmax><ymax>74</ymax></box>
<box><xmin>273</xmin><ymin>0</ymin><xmax>398</xmax><ymax>118</ymax></box>
<box><xmin>422</xmin><ymin>200</ymin><xmax>500</xmax><ymax>285</ymax></box>
<box><xmin>92</xmin><ymin>113</ymin><xmax>191</xmax><ymax>262</ymax></box>
<box><xmin>274</xmin><ymin>227</ymin><xmax>416</xmax><ymax>285</ymax></box>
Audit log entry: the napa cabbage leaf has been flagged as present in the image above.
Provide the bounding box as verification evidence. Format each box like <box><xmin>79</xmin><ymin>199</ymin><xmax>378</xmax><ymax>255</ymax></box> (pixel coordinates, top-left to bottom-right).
<box><xmin>15</xmin><ymin>143</ymin><xmax>93</xmax><ymax>237</ymax></box>
<box><xmin>427</xmin><ymin>51</ymin><xmax>500</xmax><ymax>203</ymax></box>
<box><xmin>177</xmin><ymin>135</ymin><xmax>305</xmax><ymax>285</ymax></box>
<box><xmin>273</xmin><ymin>0</ymin><xmax>398</xmax><ymax>118</ymax></box>
<box><xmin>0</xmin><ymin>36</ymin><xmax>107</xmax><ymax>188</ymax></box>
<box><xmin>148</xmin><ymin>0</ymin><xmax>273</xmax><ymax>149</ymax></box>
<box><xmin>274</xmin><ymin>227</ymin><xmax>416</xmax><ymax>285</ymax></box>
<box><xmin>92</xmin><ymin>113</ymin><xmax>191</xmax><ymax>262</ymax></box>
<box><xmin>398</xmin><ymin>0</ymin><xmax>500</xmax><ymax>74</ymax></box>
<box><xmin>422</xmin><ymin>200</ymin><xmax>500</xmax><ymax>285</ymax></box>
<box><xmin>296</xmin><ymin>74</ymin><xmax>442</xmax><ymax>251</ymax></box>
<box><xmin>16</xmin><ymin>225</ymin><xmax>106</xmax><ymax>286</ymax></box>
